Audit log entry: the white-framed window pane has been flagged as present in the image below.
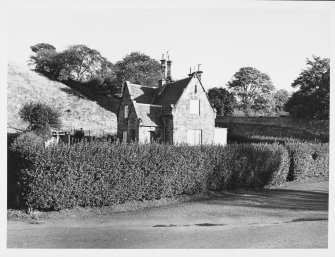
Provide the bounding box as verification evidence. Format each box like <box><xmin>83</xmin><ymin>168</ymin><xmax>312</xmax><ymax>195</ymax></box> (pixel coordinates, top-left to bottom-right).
<box><xmin>123</xmin><ymin>131</ymin><xmax>127</xmax><ymax>142</ymax></box>
<box><xmin>187</xmin><ymin>129</ymin><xmax>202</xmax><ymax>145</ymax></box>
<box><xmin>124</xmin><ymin>105</ymin><xmax>129</xmax><ymax>118</ymax></box>
<box><xmin>195</xmin><ymin>129</ymin><xmax>202</xmax><ymax>144</ymax></box>
<box><xmin>190</xmin><ymin>100</ymin><xmax>200</xmax><ymax>114</ymax></box>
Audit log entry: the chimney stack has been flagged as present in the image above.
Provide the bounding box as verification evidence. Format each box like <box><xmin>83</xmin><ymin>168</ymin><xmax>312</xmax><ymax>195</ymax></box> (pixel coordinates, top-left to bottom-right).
<box><xmin>188</xmin><ymin>64</ymin><xmax>203</xmax><ymax>81</ymax></box>
<box><xmin>188</xmin><ymin>67</ymin><xmax>192</xmax><ymax>77</ymax></box>
<box><xmin>158</xmin><ymin>54</ymin><xmax>167</xmax><ymax>87</ymax></box>
<box><xmin>196</xmin><ymin>64</ymin><xmax>203</xmax><ymax>81</ymax></box>
<box><xmin>166</xmin><ymin>55</ymin><xmax>172</xmax><ymax>82</ymax></box>
<box><xmin>160</xmin><ymin>54</ymin><xmax>166</xmax><ymax>78</ymax></box>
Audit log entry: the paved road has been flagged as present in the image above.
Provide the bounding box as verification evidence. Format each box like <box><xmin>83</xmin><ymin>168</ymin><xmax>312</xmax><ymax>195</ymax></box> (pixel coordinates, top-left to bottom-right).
<box><xmin>7</xmin><ymin>181</ymin><xmax>328</xmax><ymax>248</ymax></box>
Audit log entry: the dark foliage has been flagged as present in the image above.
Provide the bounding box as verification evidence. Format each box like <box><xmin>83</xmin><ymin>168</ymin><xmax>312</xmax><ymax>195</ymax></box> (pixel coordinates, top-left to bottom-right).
<box><xmin>286</xmin><ymin>142</ymin><xmax>329</xmax><ymax>181</ymax></box>
<box><xmin>285</xmin><ymin>56</ymin><xmax>329</xmax><ymax>120</ymax></box>
<box><xmin>10</xmin><ymin>141</ymin><xmax>293</xmax><ymax>211</ymax></box>
<box><xmin>19</xmin><ymin>102</ymin><xmax>61</xmax><ymax>135</ymax></box>
<box><xmin>31</xmin><ymin>43</ymin><xmax>56</xmax><ymax>53</ymax></box>
<box><xmin>208</xmin><ymin>87</ymin><xmax>236</xmax><ymax>116</ymax></box>
<box><xmin>112</xmin><ymin>52</ymin><xmax>162</xmax><ymax>93</ymax></box>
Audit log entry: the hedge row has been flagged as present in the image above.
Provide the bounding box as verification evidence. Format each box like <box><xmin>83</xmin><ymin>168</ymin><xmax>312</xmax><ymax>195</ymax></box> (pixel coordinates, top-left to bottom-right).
<box><xmin>220</xmin><ymin>123</ymin><xmax>328</xmax><ymax>143</ymax></box>
<box><xmin>206</xmin><ymin>143</ymin><xmax>290</xmax><ymax>191</ymax></box>
<box><xmin>286</xmin><ymin>142</ymin><xmax>329</xmax><ymax>181</ymax></box>
<box><xmin>10</xmin><ymin>134</ymin><xmax>293</xmax><ymax>211</ymax></box>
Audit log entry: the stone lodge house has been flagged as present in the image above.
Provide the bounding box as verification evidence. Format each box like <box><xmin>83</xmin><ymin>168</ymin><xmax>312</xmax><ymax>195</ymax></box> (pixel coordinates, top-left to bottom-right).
<box><xmin>117</xmin><ymin>56</ymin><xmax>226</xmax><ymax>145</ymax></box>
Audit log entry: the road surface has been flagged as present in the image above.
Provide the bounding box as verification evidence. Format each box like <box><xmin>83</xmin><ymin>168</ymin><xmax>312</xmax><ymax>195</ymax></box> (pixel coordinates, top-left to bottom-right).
<box><xmin>7</xmin><ymin>181</ymin><xmax>328</xmax><ymax>248</ymax></box>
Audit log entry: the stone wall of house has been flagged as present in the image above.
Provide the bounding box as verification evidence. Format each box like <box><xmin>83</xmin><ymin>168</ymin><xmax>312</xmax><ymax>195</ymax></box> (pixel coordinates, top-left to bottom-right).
<box><xmin>117</xmin><ymin>87</ymin><xmax>139</xmax><ymax>142</ymax></box>
<box><xmin>162</xmin><ymin>116</ymin><xmax>173</xmax><ymax>143</ymax></box>
<box><xmin>173</xmin><ymin>77</ymin><xmax>216</xmax><ymax>144</ymax></box>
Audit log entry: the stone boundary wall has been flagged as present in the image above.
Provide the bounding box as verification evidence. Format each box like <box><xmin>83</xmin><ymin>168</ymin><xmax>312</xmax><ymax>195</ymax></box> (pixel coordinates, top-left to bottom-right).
<box><xmin>216</xmin><ymin>117</ymin><xmax>329</xmax><ymax>138</ymax></box>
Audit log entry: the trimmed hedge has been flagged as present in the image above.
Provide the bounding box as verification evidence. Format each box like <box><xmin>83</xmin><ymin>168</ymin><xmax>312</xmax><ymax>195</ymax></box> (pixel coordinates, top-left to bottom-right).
<box><xmin>9</xmin><ymin>135</ymin><xmax>329</xmax><ymax>211</ymax></box>
<box><xmin>10</xmin><ymin>139</ymin><xmax>291</xmax><ymax>211</ymax></box>
<box><xmin>207</xmin><ymin>143</ymin><xmax>290</xmax><ymax>190</ymax></box>
<box><xmin>11</xmin><ymin>141</ymin><xmax>211</xmax><ymax>210</ymax></box>
<box><xmin>286</xmin><ymin>142</ymin><xmax>329</xmax><ymax>181</ymax></box>
<box><xmin>220</xmin><ymin>123</ymin><xmax>328</xmax><ymax>144</ymax></box>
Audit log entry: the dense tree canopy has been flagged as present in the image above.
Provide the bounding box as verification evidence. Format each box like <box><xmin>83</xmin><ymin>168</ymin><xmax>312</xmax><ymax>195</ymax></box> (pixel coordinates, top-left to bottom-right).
<box><xmin>113</xmin><ymin>52</ymin><xmax>162</xmax><ymax>91</ymax></box>
<box><xmin>30</xmin><ymin>44</ymin><xmax>115</xmax><ymax>83</ymax></box>
<box><xmin>31</xmin><ymin>43</ymin><xmax>56</xmax><ymax>53</ymax></box>
<box><xmin>272</xmin><ymin>89</ymin><xmax>290</xmax><ymax>115</ymax></box>
<box><xmin>29</xmin><ymin>45</ymin><xmax>163</xmax><ymax>95</ymax></box>
<box><xmin>29</xmin><ymin>43</ymin><xmax>65</xmax><ymax>80</ymax></box>
<box><xmin>61</xmin><ymin>45</ymin><xmax>115</xmax><ymax>82</ymax></box>
<box><xmin>227</xmin><ymin>67</ymin><xmax>275</xmax><ymax>116</ymax></box>
<box><xmin>19</xmin><ymin>102</ymin><xmax>62</xmax><ymax>133</ymax></box>
<box><xmin>208</xmin><ymin>87</ymin><xmax>236</xmax><ymax>116</ymax></box>
<box><xmin>285</xmin><ymin>56</ymin><xmax>329</xmax><ymax>120</ymax></box>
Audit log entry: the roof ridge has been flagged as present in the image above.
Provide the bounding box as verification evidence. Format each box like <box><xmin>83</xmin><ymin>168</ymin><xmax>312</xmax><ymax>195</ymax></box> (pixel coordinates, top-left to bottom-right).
<box><xmin>166</xmin><ymin>76</ymin><xmax>192</xmax><ymax>85</ymax></box>
<box><xmin>128</xmin><ymin>83</ymin><xmax>158</xmax><ymax>89</ymax></box>
<box><xmin>137</xmin><ymin>103</ymin><xmax>163</xmax><ymax>107</ymax></box>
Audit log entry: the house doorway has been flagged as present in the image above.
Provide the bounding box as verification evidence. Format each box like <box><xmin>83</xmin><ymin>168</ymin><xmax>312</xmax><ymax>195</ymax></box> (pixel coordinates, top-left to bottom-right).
<box><xmin>130</xmin><ymin>129</ymin><xmax>136</xmax><ymax>142</ymax></box>
<box><xmin>149</xmin><ymin>131</ymin><xmax>156</xmax><ymax>143</ymax></box>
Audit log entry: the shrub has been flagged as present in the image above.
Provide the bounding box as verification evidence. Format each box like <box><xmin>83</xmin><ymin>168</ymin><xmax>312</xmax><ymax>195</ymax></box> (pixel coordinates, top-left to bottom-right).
<box><xmin>286</xmin><ymin>142</ymin><xmax>329</xmax><ymax>181</ymax></box>
<box><xmin>10</xmin><ymin>140</ymin><xmax>293</xmax><ymax>211</ymax></box>
<box><xmin>9</xmin><ymin>132</ymin><xmax>45</xmax><ymax>209</ymax></box>
<box><xmin>11</xmin><ymin>142</ymin><xmax>211</xmax><ymax>210</ymax></box>
<box><xmin>19</xmin><ymin>102</ymin><xmax>61</xmax><ymax>133</ymax></box>
<box><xmin>206</xmin><ymin>143</ymin><xmax>290</xmax><ymax>190</ymax></box>
<box><xmin>10</xmin><ymin>132</ymin><xmax>45</xmax><ymax>160</ymax></box>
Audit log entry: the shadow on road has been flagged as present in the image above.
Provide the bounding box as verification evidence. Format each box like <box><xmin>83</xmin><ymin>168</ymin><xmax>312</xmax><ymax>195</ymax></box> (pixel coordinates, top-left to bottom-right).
<box><xmin>207</xmin><ymin>188</ymin><xmax>328</xmax><ymax>211</ymax></box>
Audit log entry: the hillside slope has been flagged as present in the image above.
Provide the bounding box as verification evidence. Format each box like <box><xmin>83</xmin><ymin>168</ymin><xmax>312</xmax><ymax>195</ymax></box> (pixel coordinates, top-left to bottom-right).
<box><xmin>7</xmin><ymin>62</ymin><xmax>117</xmax><ymax>136</ymax></box>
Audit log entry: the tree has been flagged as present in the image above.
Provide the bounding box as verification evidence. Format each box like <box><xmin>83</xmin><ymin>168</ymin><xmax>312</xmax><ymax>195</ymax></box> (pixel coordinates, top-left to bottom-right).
<box><xmin>227</xmin><ymin>67</ymin><xmax>275</xmax><ymax>116</ymax></box>
<box><xmin>272</xmin><ymin>89</ymin><xmax>290</xmax><ymax>115</ymax></box>
<box><xmin>208</xmin><ymin>87</ymin><xmax>236</xmax><ymax>116</ymax></box>
<box><xmin>30</xmin><ymin>43</ymin><xmax>56</xmax><ymax>53</ymax></box>
<box><xmin>29</xmin><ymin>43</ymin><xmax>66</xmax><ymax>80</ymax></box>
<box><xmin>113</xmin><ymin>52</ymin><xmax>162</xmax><ymax>93</ymax></box>
<box><xmin>29</xmin><ymin>43</ymin><xmax>116</xmax><ymax>84</ymax></box>
<box><xmin>285</xmin><ymin>56</ymin><xmax>329</xmax><ymax>120</ymax></box>
<box><xmin>61</xmin><ymin>45</ymin><xmax>115</xmax><ymax>82</ymax></box>
<box><xmin>19</xmin><ymin>102</ymin><xmax>61</xmax><ymax>134</ymax></box>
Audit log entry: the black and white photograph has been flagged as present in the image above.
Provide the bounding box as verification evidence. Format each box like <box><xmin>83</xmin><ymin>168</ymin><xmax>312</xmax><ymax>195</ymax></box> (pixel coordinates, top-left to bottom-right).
<box><xmin>1</xmin><ymin>0</ymin><xmax>334</xmax><ymax>254</ymax></box>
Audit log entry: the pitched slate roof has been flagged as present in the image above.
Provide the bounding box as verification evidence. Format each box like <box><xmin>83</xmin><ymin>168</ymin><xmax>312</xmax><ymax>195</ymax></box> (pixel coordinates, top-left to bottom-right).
<box><xmin>123</xmin><ymin>76</ymin><xmax>195</xmax><ymax>126</ymax></box>
<box><xmin>153</xmin><ymin>77</ymin><xmax>193</xmax><ymax>105</ymax></box>
<box><xmin>136</xmin><ymin>103</ymin><xmax>163</xmax><ymax>127</ymax></box>
<box><xmin>127</xmin><ymin>83</ymin><xmax>158</xmax><ymax>104</ymax></box>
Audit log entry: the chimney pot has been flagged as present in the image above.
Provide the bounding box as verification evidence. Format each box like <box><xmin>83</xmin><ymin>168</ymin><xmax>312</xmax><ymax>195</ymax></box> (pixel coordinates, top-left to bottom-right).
<box><xmin>166</xmin><ymin>59</ymin><xmax>172</xmax><ymax>82</ymax></box>
<box><xmin>160</xmin><ymin>54</ymin><xmax>166</xmax><ymax>79</ymax></box>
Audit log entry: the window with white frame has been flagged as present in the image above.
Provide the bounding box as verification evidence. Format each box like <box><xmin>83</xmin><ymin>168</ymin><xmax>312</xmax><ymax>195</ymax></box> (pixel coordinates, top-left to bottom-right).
<box><xmin>187</xmin><ymin>129</ymin><xmax>202</xmax><ymax>145</ymax></box>
<box><xmin>124</xmin><ymin>105</ymin><xmax>129</xmax><ymax>118</ymax></box>
<box><xmin>123</xmin><ymin>131</ymin><xmax>127</xmax><ymax>142</ymax></box>
<box><xmin>190</xmin><ymin>100</ymin><xmax>200</xmax><ymax>115</ymax></box>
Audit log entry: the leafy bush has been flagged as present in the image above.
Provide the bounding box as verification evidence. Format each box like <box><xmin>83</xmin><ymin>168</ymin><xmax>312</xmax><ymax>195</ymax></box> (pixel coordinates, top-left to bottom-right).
<box><xmin>9</xmin><ymin>132</ymin><xmax>45</xmax><ymax>209</ymax></box>
<box><xmin>19</xmin><ymin>102</ymin><xmax>61</xmax><ymax>133</ymax></box>
<box><xmin>207</xmin><ymin>143</ymin><xmax>290</xmax><ymax>190</ymax></box>
<box><xmin>286</xmin><ymin>142</ymin><xmax>329</xmax><ymax>181</ymax></box>
<box><xmin>10</xmin><ymin>141</ymin><xmax>291</xmax><ymax>211</ymax></box>
<box><xmin>10</xmin><ymin>132</ymin><xmax>45</xmax><ymax>160</ymax></box>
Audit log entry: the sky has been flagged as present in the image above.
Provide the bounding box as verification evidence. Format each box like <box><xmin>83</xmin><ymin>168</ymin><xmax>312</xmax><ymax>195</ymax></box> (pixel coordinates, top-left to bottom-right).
<box><xmin>4</xmin><ymin>1</ymin><xmax>331</xmax><ymax>92</ymax></box>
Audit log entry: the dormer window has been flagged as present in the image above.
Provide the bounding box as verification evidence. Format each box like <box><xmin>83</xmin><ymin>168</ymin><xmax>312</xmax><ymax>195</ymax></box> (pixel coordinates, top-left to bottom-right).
<box><xmin>124</xmin><ymin>105</ymin><xmax>129</xmax><ymax>118</ymax></box>
<box><xmin>195</xmin><ymin>84</ymin><xmax>197</xmax><ymax>93</ymax></box>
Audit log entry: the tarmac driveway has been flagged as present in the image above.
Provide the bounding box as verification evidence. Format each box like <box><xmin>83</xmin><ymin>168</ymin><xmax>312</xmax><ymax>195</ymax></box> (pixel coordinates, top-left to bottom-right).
<box><xmin>7</xmin><ymin>181</ymin><xmax>328</xmax><ymax>248</ymax></box>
